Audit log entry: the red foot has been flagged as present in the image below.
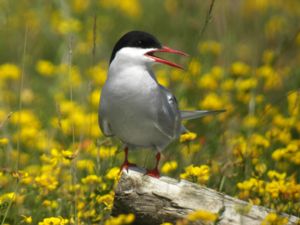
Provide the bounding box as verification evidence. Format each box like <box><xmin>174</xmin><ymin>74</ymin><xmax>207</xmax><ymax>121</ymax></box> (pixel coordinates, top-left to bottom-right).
<box><xmin>146</xmin><ymin>168</ymin><xmax>160</xmax><ymax>178</ymax></box>
<box><xmin>119</xmin><ymin>147</ymin><xmax>136</xmax><ymax>174</ymax></box>
<box><xmin>119</xmin><ymin>161</ymin><xmax>137</xmax><ymax>173</ymax></box>
<box><xmin>146</xmin><ymin>152</ymin><xmax>161</xmax><ymax>178</ymax></box>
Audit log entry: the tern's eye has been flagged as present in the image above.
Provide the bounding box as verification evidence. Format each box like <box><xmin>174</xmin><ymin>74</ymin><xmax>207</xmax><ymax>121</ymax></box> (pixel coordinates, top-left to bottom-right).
<box><xmin>136</xmin><ymin>40</ymin><xmax>143</xmax><ymax>45</ymax></box>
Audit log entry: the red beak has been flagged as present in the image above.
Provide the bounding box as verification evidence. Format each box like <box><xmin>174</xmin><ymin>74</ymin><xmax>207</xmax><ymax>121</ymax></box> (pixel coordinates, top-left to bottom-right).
<box><xmin>145</xmin><ymin>46</ymin><xmax>188</xmax><ymax>70</ymax></box>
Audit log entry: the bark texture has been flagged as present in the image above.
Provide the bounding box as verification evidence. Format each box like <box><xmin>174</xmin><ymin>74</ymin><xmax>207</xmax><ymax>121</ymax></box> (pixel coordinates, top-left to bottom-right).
<box><xmin>112</xmin><ymin>168</ymin><xmax>299</xmax><ymax>225</ymax></box>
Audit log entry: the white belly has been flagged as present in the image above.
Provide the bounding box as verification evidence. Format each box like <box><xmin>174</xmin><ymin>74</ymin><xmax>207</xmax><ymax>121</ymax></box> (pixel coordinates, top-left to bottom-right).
<box><xmin>100</xmin><ymin>67</ymin><xmax>170</xmax><ymax>149</ymax></box>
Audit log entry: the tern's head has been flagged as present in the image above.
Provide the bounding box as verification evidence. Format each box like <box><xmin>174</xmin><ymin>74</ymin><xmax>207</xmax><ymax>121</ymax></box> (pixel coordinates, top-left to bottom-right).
<box><xmin>109</xmin><ymin>30</ymin><xmax>188</xmax><ymax>70</ymax></box>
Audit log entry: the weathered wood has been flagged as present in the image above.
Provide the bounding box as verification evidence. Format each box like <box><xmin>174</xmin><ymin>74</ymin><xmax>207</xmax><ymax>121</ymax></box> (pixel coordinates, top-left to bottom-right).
<box><xmin>112</xmin><ymin>168</ymin><xmax>299</xmax><ymax>225</ymax></box>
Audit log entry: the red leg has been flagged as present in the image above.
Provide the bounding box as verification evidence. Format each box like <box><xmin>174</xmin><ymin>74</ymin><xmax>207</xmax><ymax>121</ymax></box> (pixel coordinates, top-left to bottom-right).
<box><xmin>146</xmin><ymin>152</ymin><xmax>161</xmax><ymax>178</ymax></box>
<box><xmin>119</xmin><ymin>147</ymin><xmax>136</xmax><ymax>173</ymax></box>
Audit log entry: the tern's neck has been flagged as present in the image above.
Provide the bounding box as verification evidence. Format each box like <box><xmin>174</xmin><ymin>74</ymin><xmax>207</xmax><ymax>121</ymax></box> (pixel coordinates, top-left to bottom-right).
<box><xmin>108</xmin><ymin>60</ymin><xmax>157</xmax><ymax>82</ymax></box>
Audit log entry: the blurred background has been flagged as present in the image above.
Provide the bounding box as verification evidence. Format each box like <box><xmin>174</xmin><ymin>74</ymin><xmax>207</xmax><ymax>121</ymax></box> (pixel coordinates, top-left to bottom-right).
<box><xmin>0</xmin><ymin>0</ymin><xmax>300</xmax><ymax>224</ymax></box>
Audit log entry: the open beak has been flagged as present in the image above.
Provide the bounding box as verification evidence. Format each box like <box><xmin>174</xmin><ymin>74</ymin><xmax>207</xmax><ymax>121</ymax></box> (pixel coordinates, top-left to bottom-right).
<box><xmin>145</xmin><ymin>46</ymin><xmax>188</xmax><ymax>70</ymax></box>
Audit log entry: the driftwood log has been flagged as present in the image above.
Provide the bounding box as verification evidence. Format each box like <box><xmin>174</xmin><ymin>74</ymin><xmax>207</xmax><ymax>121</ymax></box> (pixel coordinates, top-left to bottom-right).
<box><xmin>112</xmin><ymin>168</ymin><xmax>299</xmax><ymax>225</ymax></box>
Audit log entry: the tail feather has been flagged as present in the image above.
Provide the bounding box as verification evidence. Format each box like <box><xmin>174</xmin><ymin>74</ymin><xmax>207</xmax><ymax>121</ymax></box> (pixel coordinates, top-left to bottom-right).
<box><xmin>181</xmin><ymin>109</ymin><xmax>226</xmax><ymax>120</ymax></box>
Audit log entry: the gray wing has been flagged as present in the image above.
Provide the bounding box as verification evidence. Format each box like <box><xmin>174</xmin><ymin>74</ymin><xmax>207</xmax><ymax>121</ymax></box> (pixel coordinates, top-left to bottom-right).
<box><xmin>98</xmin><ymin>95</ymin><xmax>114</xmax><ymax>137</ymax></box>
<box><xmin>155</xmin><ymin>85</ymin><xmax>181</xmax><ymax>139</ymax></box>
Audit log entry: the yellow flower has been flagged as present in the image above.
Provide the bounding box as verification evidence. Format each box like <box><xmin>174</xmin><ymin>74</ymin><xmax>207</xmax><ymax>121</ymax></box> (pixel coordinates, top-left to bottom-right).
<box><xmin>57</xmin><ymin>18</ymin><xmax>82</xmax><ymax>34</ymax></box>
<box><xmin>72</xmin><ymin>0</ymin><xmax>90</xmax><ymax>12</ymax></box>
<box><xmin>106</xmin><ymin>167</ymin><xmax>120</xmax><ymax>180</ymax></box>
<box><xmin>0</xmin><ymin>138</ymin><xmax>9</xmax><ymax>146</ymax></box>
<box><xmin>197</xmin><ymin>73</ymin><xmax>218</xmax><ymax>90</ymax></box>
<box><xmin>287</xmin><ymin>91</ymin><xmax>299</xmax><ymax>117</ymax></box>
<box><xmin>250</xmin><ymin>134</ymin><xmax>270</xmax><ymax>148</ymax></box>
<box><xmin>200</xmin><ymin>92</ymin><xmax>224</xmax><ymax>109</ymax></box>
<box><xmin>187</xmin><ymin>209</ymin><xmax>218</xmax><ymax>222</ymax></box>
<box><xmin>81</xmin><ymin>174</ymin><xmax>102</xmax><ymax>184</ymax></box>
<box><xmin>76</xmin><ymin>159</ymin><xmax>95</xmax><ymax>173</ymax></box>
<box><xmin>198</xmin><ymin>40</ymin><xmax>222</xmax><ymax>56</ymax></box>
<box><xmin>161</xmin><ymin>161</ymin><xmax>178</xmax><ymax>174</ymax></box>
<box><xmin>99</xmin><ymin>0</ymin><xmax>141</xmax><ymax>18</ymax></box>
<box><xmin>87</xmin><ymin>65</ymin><xmax>107</xmax><ymax>86</ymax></box>
<box><xmin>188</xmin><ymin>59</ymin><xmax>201</xmax><ymax>76</ymax></box>
<box><xmin>180</xmin><ymin>165</ymin><xmax>210</xmax><ymax>184</ymax></box>
<box><xmin>180</xmin><ymin>132</ymin><xmax>197</xmax><ymax>143</ymax></box>
<box><xmin>98</xmin><ymin>146</ymin><xmax>117</xmax><ymax>159</ymax></box>
<box><xmin>231</xmin><ymin>61</ymin><xmax>250</xmax><ymax>76</ymax></box>
<box><xmin>235</xmin><ymin>78</ymin><xmax>257</xmax><ymax>92</ymax></box>
<box><xmin>242</xmin><ymin>115</ymin><xmax>258</xmax><ymax>128</ymax></box>
<box><xmin>267</xmin><ymin>170</ymin><xmax>286</xmax><ymax>180</ymax></box>
<box><xmin>90</xmin><ymin>89</ymin><xmax>101</xmax><ymax>108</ymax></box>
<box><xmin>156</xmin><ymin>69</ymin><xmax>169</xmax><ymax>87</ymax></box>
<box><xmin>35</xmin><ymin>174</ymin><xmax>58</xmax><ymax>191</ymax></box>
<box><xmin>38</xmin><ymin>217</ymin><xmax>69</xmax><ymax>225</ymax></box>
<box><xmin>21</xmin><ymin>215</ymin><xmax>32</xmax><ymax>224</ymax></box>
<box><xmin>97</xmin><ymin>192</ymin><xmax>115</xmax><ymax>210</ymax></box>
<box><xmin>42</xmin><ymin>200</ymin><xmax>58</xmax><ymax>209</ymax></box>
<box><xmin>0</xmin><ymin>63</ymin><xmax>20</xmax><ymax>80</ymax></box>
<box><xmin>36</xmin><ymin>60</ymin><xmax>55</xmax><ymax>77</ymax></box>
<box><xmin>261</xmin><ymin>213</ymin><xmax>288</xmax><ymax>225</ymax></box>
<box><xmin>104</xmin><ymin>213</ymin><xmax>135</xmax><ymax>225</ymax></box>
<box><xmin>0</xmin><ymin>192</ymin><xmax>16</xmax><ymax>204</ymax></box>
<box><xmin>221</xmin><ymin>79</ymin><xmax>235</xmax><ymax>91</ymax></box>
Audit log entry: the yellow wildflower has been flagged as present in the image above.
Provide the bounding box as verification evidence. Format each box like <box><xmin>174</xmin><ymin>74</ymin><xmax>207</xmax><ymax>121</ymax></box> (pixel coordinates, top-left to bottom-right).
<box><xmin>235</xmin><ymin>78</ymin><xmax>257</xmax><ymax>92</ymax></box>
<box><xmin>99</xmin><ymin>0</ymin><xmax>141</xmax><ymax>18</ymax></box>
<box><xmin>104</xmin><ymin>213</ymin><xmax>134</xmax><ymax>225</ymax></box>
<box><xmin>38</xmin><ymin>217</ymin><xmax>69</xmax><ymax>225</ymax></box>
<box><xmin>106</xmin><ymin>167</ymin><xmax>120</xmax><ymax>180</ymax></box>
<box><xmin>76</xmin><ymin>159</ymin><xmax>95</xmax><ymax>173</ymax></box>
<box><xmin>188</xmin><ymin>59</ymin><xmax>201</xmax><ymax>76</ymax></box>
<box><xmin>261</xmin><ymin>213</ymin><xmax>288</xmax><ymax>225</ymax></box>
<box><xmin>180</xmin><ymin>165</ymin><xmax>210</xmax><ymax>184</ymax></box>
<box><xmin>243</xmin><ymin>115</ymin><xmax>258</xmax><ymax>128</ymax></box>
<box><xmin>197</xmin><ymin>73</ymin><xmax>218</xmax><ymax>90</ymax></box>
<box><xmin>221</xmin><ymin>79</ymin><xmax>235</xmax><ymax>91</ymax></box>
<box><xmin>36</xmin><ymin>60</ymin><xmax>55</xmax><ymax>77</ymax></box>
<box><xmin>180</xmin><ymin>132</ymin><xmax>197</xmax><ymax>143</ymax></box>
<box><xmin>81</xmin><ymin>174</ymin><xmax>102</xmax><ymax>184</ymax></box>
<box><xmin>0</xmin><ymin>192</ymin><xmax>16</xmax><ymax>204</ymax></box>
<box><xmin>267</xmin><ymin>170</ymin><xmax>286</xmax><ymax>180</ymax></box>
<box><xmin>72</xmin><ymin>0</ymin><xmax>90</xmax><ymax>12</ymax></box>
<box><xmin>98</xmin><ymin>146</ymin><xmax>117</xmax><ymax>159</ymax></box>
<box><xmin>287</xmin><ymin>91</ymin><xmax>299</xmax><ymax>117</ymax></box>
<box><xmin>198</xmin><ymin>40</ymin><xmax>222</xmax><ymax>56</ymax></box>
<box><xmin>35</xmin><ymin>174</ymin><xmax>58</xmax><ymax>191</ymax></box>
<box><xmin>161</xmin><ymin>161</ymin><xmax>178</xmax><ymax>174</ymax></box>
<box><xmin>87</xmin><ymin>65</ymin><xmax>107</xmax><ymax>86</ymax></box>
<box><xmin>57</xmin><ymin>18</ymin><xmax>82</xmax><ymax>34</ymax></box>
<box><xmin>0</xmin><ymin>138</ymin><xmax>9</xmax><ymax>146</ymax></box>
<box><xmin>42</xmin><ymin>200</ymin><xmax>58</xmax><ymax>209</ymax></box>
<box><xmin>0</xmin><ymin>63</ymin><xmax>20</xmax><ymax>80</ymax></box>
<box><xmin>200</xmin><ymin>92</ymin><xmax>224</xmax><ymax>109</ymax></box>
<box><xmin>21</xmin><ymin>215</ymin><xmax>32</xmax><ymax>224</ymax></box>
<box><xmin>231</xmin><ymin>61</ymin><xmax>250</xmax><ymax>76</ymax></box>
<box><xmin>90</xmin><ymin>89</ymin><xmax>101</xmax><ymax>108</ymax></box>
<box><xmin>187</xmin><ymin>209</ymin><xmax>218</xmax><ymax>222</ymax></box>
<box><xmin>97</xmin><ymin>192</ymin><xmax>115</xmax><ymax>210</ymax></box>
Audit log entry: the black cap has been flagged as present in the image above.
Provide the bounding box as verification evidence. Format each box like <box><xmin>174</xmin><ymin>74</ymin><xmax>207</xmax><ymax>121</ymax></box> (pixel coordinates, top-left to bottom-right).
<box><xmin>109</xmin><ymin>30</ymin><xmax>162</xmax><ymax>63</ymax></box>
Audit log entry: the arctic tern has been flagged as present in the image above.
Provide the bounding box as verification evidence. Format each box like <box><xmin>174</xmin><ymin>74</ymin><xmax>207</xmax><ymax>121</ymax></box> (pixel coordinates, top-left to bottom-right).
<box><xmin>99</xmin><ymin>30</ymin><xmax>224</xmax><ymax>177</ymax></box>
